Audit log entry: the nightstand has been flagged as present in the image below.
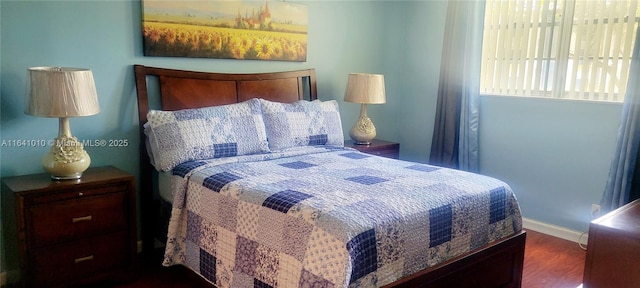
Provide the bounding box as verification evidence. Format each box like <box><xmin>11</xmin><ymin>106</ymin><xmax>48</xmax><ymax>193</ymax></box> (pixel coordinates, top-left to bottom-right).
<box><xmin>2</xmin><ymin>166</ymin><xmax>136</xmax><ymax>287</ymax></box>
<box><xmin>345</xmin><ymin>139</ymin><xmax>400</xmax><ymax>159</ymax></box>
<box><xmin>583</xmin><ymin>199</ymin><xmax>640</xmax><ymax>288</ymax></box>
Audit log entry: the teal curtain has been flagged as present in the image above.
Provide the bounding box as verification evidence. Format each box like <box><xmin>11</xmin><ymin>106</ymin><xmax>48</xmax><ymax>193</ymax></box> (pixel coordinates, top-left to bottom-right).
<box><xmin>601</xmin><ymin>27</ymin><xmax>640</xmax><ymax>211</ymax></box>
<box><xmin>430</xmin><ymin>0</ymin><xmax>484</xmax><ymax>172</ymax></box>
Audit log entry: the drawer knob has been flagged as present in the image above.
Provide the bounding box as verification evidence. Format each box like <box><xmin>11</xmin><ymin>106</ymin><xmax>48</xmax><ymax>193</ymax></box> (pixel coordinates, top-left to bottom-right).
<box><xmin>78</xmin><ymin>192</ymin><xmax>84</xmax><ymax>196</ymax></box>
<box><xmin>74</xmin><ymin>255</ymin><xmax>94</xmax><ymax>264</ymax></box>
<box><xmin>72</xmin><ymin>215</ymin><xmax>92</xmax><ymax>223</ymax></box>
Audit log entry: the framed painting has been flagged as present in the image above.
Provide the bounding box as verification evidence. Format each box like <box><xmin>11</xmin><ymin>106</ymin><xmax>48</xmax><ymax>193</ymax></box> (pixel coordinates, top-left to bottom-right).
<box><xmin>141</xmin><ymin>0</ymin><xmax>308</xmax><ymax>62</ymax></box>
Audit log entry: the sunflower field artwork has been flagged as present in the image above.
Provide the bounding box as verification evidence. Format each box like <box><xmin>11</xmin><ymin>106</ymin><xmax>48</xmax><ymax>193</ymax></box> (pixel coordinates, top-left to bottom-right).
<box><xmin>142</xmin><ymin>0</ymin><xmax>308</xmax><ymax>62</ymax></box>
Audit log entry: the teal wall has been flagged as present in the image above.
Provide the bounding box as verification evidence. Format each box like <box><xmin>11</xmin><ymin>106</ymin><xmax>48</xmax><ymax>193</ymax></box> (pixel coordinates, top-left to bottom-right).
<box><xmin>0</xmin><ymin>0</ymin><xmax>622</xmax><ymax>281</ymax></box>
<box><xmin>479</xmin><ymin>96</ymin><xmax>621</xmax><ymax>231</ymax></box>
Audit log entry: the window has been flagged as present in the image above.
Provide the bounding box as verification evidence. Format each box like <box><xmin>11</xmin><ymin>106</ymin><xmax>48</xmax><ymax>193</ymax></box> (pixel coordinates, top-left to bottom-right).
<box><xmin>480</xmin><ymin>0</ymin><xmax>640</xmax><ymax>102</ymax></box>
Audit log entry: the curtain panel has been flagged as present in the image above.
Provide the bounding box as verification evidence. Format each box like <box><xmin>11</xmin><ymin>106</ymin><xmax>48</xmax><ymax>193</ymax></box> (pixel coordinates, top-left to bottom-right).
<box><xmin>601</xmin><ymin>27</ymin><xmax>640</xmax><ymax>212</ymax></box>
<box><xmin>430</xmin><ymin>0</ymin><xmax>484</xmax><ymax>172</ymax></box>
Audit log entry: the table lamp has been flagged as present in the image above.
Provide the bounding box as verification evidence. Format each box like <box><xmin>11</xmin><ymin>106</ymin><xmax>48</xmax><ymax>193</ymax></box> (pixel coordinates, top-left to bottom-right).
<box><xmin>26</xmin><ymin>67</ymin><xmax>100</xmax><ymax>180</ymax></box>
<box><xmin>343</xmin><ymin>73</ymin><xmax>386</xmax><ymax>145</ymax></box>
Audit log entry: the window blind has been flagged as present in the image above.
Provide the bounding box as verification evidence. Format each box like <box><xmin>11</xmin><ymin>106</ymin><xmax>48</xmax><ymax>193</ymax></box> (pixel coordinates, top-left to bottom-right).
<box><xmin>480</xmin><ymin>0</ymin><xmax>639</xmax><ymax>102</ymax></box>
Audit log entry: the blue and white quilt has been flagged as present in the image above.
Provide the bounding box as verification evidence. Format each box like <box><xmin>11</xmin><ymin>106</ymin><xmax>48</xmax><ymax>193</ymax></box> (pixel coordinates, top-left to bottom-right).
<box><xmin>163</xmin><ymin>146</ymin><xmax>522</xmax><ymax>288</ymax></box>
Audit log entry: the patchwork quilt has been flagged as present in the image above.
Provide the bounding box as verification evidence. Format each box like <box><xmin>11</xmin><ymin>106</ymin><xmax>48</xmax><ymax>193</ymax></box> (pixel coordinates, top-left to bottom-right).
<box><xmin>163</xmin><ymin>146</ymin><xmax>522</xmax><ymax>288</ymax></box>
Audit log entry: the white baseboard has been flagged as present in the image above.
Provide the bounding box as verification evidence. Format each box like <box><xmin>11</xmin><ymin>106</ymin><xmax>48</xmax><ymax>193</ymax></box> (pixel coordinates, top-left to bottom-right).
<box><xmin>523</xmin><ymin>217</ymin><xmax>588</xmax><ymax>245</ymax></box>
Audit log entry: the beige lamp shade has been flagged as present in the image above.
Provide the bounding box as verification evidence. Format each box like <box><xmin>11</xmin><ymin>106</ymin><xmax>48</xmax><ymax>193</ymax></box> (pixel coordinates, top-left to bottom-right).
<box><xmin>344</xmin><ymin>73</ymin><xmax>386</xmax><ymax>104</ymax></box>
<box><xmin>343</xmin><ymin>73</ymin><xmax>386</xmax><ymax>145</ymax></box>
<box><xmin>26</xmin><ymin>67</ymin><xmax>100</xmax><ymax>117</ymax></box>
<box><xmin>25</xmin><ymin>66</ymin><xmax>100</xmax><ymax>180</ymax></box>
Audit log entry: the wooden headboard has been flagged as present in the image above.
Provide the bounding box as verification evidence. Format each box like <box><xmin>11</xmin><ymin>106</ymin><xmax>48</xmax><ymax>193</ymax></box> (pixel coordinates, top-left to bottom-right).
<box><xmin>134</xmin><ymin>65</ymin><xmax>317</xmax><ymax>123</ymax></box>
<box><xmin>133</xmin><ymin>65</ymin><xmax>317</xmax><ymax>257</ymax></box>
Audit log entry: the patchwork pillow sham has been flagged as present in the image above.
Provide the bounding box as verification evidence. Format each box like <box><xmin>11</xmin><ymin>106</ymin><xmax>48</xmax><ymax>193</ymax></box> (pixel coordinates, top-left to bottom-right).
<box><xmin>145</xmin><ymin>98</ymin><xmax>269</xmax><ymax>171</ymax></box>
<box><xmin>260</xmin><ymin>99</ymin><xmax>344</xmax><ymax>150</ymax></box>
<box><xmin>314</xmin><ymin>99</ymin><xmax>344</xmax><ymax>147</ymax></box>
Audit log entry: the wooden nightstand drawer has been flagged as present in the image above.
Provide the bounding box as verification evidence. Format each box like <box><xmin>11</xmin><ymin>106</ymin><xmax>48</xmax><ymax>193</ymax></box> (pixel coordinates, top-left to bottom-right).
<box><xmin>345</xmin><ymin>139</ymin><xmax>400</xmax><ymax>159</ymax></box>
<box><xmin>364</xmin><ymin>148</ymin><xmax>399</xmax><ymax>159</ymax></box>
<box><xmin>28</xmin><ymin>191</ymin><xmax>128</xmax><ymax>247</ymax></box>
<box><xmin>3</xmin><ymin>166</ymin><xmax>137</xmax><ymax>287</ymax></box>
<box><xmin>23</xmin><ymin>183</ymin><xmax>129</xmax><ymax>205</ymax></box>
<box><xmin>30</xmin><ymin>231</ymin><xmax>128</xmax><ymax>287</ymax></box>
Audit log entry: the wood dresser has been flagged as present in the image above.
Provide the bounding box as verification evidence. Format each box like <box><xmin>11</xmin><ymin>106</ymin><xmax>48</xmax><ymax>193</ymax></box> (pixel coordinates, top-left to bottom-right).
<box><xmin>583</xmin><ymin>199</ymin><xmax>640</xmax><ymax>288</ymax></box>
<box><xmin>2</xmin><ymin>166</ymin><xmax>136</xmax><ymax>287</ymax></box>
<box><xmin>345</xmin><ymin>138</ymin><xmax>400</xmax><ymax>159</ymax></box>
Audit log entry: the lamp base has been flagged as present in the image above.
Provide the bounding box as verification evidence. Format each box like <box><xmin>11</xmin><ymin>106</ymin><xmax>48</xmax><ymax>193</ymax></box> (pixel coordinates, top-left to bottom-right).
<box><xmin>50</xmin><ymin>173</ymin><xmax>83</xmax><ymax>181</ymax></box>
<box><xmin>42</xmin><ymin>134</ymin><xmax>91</xmax><ymax>180</ymax></box>
<box><xmin>352</xmin><ymin>141</ymin><xmax>372</xmax><ymax>145</ymax></box>
<box><xmin>349</xmin><ymin>103</ymin><xmax>377</xmax><ymax>145</ymax></box>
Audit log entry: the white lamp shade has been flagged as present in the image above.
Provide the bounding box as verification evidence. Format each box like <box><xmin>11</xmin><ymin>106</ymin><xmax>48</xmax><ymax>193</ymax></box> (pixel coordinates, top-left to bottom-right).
<box><xmin>26</xmin><ymin>67</ymin><xmax>100</xmax><ymax>117</ymax></box>
<box><xmin>344</xmin><ymin>73</ymin><xmax>386</xmax><ymax>104</ymax></box>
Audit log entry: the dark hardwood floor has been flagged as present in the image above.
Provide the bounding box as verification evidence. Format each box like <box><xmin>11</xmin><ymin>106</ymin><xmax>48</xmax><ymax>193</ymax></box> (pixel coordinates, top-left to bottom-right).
<box><xmin>522</xmin><ymin>230</ymin><xmax>585</xmax><ymax>288</ymax></box>
<box><xmin>87</xmin><ymin>229</ymin><xmax>587</xmax><ymax>288</ymax></box>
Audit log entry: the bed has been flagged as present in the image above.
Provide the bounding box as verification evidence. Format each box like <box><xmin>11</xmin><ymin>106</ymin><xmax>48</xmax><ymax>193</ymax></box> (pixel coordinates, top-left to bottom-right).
<box><xmin>133</xmin><ymin>64</ymin><xmax>526</xmax><ymax>288</ymax></box>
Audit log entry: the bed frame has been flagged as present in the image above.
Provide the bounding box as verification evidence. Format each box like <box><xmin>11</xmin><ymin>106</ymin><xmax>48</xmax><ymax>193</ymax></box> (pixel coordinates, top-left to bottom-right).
<box><xmin>133</xmin><ymin>64</ymin><xmax>526</xmax><ymax>288</ymax></box>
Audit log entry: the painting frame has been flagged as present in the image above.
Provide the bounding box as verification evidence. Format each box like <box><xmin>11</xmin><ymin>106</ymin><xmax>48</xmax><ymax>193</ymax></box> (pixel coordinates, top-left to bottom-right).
<box><xmin>141</xmin><ymin>0</ymin><xmax>308</xmax><ymax>62</ymax></box>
